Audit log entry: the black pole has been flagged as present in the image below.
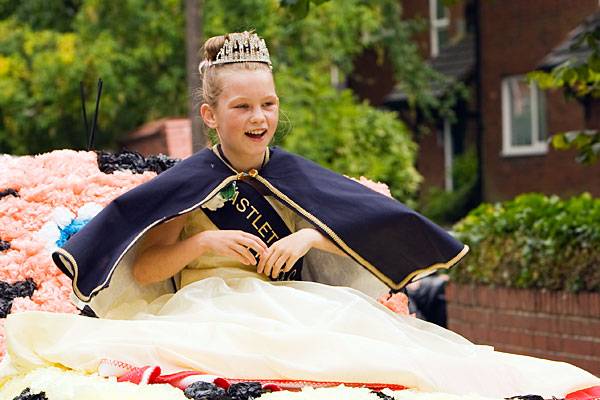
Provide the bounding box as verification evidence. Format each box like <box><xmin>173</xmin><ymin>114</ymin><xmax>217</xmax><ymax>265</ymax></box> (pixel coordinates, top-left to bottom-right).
<box><xmin>88</xmin><ymin>78</ymin><xmax>103</xmax><ymax>151</ymax></box>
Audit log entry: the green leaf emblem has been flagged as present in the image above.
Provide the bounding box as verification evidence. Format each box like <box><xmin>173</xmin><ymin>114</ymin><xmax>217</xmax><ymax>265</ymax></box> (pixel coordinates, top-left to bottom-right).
<box><xmin>219</xmin><ymin>182</ymin><xmax>237</xmax><ymax>201</ymax></box>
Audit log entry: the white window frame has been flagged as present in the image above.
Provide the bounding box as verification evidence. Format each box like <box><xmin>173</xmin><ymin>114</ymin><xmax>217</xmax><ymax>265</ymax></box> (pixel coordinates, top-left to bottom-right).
<box><xmin>501</xmin><ymin>75</ymin><xmax>548</xmax><ymax>157</ymax></box>
<box><xmin>429</xmin><ymin>0</ymin><xmax>450</xmax><ymax>57</ymax></box>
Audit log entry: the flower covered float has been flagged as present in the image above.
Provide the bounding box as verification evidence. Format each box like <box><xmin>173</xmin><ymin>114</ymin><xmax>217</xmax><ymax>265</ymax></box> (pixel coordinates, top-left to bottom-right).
<box><xmin>2</xmin><ymin>149</ymin><xmax>599</xmax><ymax>400</ymax></box>
<box><xmin>0</xmin><ymin>149</ymin><xmax>424</xmax><ymax>400</ymax></box>
<box><xmin>0</xmin><ymin>150</ymin><xmax>174</xmax><ymax>357</ymax></box>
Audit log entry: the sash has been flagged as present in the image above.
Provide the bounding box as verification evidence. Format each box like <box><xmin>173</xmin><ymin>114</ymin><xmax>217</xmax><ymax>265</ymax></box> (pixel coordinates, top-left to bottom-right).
<box><xmin>202</xmin><ymin>178</ymin><xmax>303</xmax><ymax>281</ymax></box>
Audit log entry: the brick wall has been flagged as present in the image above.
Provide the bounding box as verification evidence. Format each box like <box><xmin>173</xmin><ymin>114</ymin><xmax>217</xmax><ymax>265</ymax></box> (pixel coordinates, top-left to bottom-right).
<box><xmin>350</xmin><ymin>0</ymin><xmax>466</xmax><ymax>105</ymax></box>
<box><xmin>162</xmin><ymin>119</ymin><xmax>193</xmax><ymax>159</ymax></box>
<box><xmin>479</xmin><ymin>1</ymin><xmax>600</xmax><ymax>201</ymax></box>
<box><xmin>400</xmin><ymin>0</ymin><xmax>430</xmax><ymax>59</ymax></box>
<box><xmin>121</xmin><ymin>118</ymin><xmax>192</xmax><ymax>159</ymax></box>
<box><xmin>446</xmin><ymin>283</ymin><xmax>600</xmax><ymax>376</ymax></box>
<box><xmin>416</xmin><ymin>130</ymin><xmax>446</xmax><ymax>194</ymax></box>
<box><xmin>348</xmin><ymin>49</ymin><xmax>395</xmax><ymax>107</ymax></box>
<box><xmin>122</xmin><ymin>133</ymin><xmax>168</xmax><ymax>156</ymax></box>
<box><xmin>401</xmin><ymin>0</ymin><xmax>471</xmax><ymax>60</ymax></box>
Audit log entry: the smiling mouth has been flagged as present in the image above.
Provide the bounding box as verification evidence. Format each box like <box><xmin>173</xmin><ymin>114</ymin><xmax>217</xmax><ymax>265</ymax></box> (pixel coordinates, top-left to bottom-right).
<box><xmin>245</xmin><ymin>129</ymin><xmax>267</xmax><ymax>138</ymax></box>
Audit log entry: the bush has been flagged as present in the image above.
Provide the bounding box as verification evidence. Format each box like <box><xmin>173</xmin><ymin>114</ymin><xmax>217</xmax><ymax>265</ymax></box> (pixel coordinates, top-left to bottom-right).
<box><xmin>451</xmin><ymin>193</ymin><xmax>600</xmax><ymax>293</ymax></box>
<box><xmin>420</xmin><ymin>147</ymin><xmax>478</xmax><ymax>225</ymax></box>
<box><xmin>276</xmin><ymin>68</ymin><xmax>421</xmax><ymax>204</ymax></box>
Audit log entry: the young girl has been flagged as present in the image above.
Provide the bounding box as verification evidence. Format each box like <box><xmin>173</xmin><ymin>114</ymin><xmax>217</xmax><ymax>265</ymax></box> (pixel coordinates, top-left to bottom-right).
<box><xmin>3</xmin><ymin>32</ymin><xmax>599</xmax><ymax>398</ymax></box>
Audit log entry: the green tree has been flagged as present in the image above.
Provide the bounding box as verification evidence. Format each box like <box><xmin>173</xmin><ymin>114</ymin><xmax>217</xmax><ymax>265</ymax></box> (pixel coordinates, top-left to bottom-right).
<box><xmin>0</xmin><ymin>0</ymin><xmax>187</xmax><ymax>153</ymax></box>
<box><xmin>0</xmin><ymin>0</ymin><xmax>82</xmax><ymax>32</ymax></box>
<box><xmin>276</xmin><ymin>69</ymin><xmax>420</xmax><ymax>202</ymax></box>
<box><xmin>0</xmin><ymin>0</ymin><xmax>462</xmax><ymax>201</ymax></box>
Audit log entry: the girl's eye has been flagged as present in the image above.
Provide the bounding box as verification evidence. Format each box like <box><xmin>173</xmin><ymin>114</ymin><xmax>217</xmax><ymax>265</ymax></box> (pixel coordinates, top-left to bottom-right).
<box><xmin>263</xmin><ymin>102</ymin><xmax>275</xmax><ymax>107</ymax></box>
<box><xmin>235</xmin><ymin>104</ymin><xmax>249</xmax><ymax>109</ymax></box>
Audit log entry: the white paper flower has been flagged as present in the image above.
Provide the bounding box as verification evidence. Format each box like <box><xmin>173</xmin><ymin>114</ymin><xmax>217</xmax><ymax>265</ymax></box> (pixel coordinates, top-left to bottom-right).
<box><xmin>35</xmin><ymin>203</ymin><xmax>104</xmax><ymax>252</ymax></box>
<box><xmin>52</xmin><ymin>206</ymin><xmax>75</xmax><ymax>228</ymax></box>
<box><xmin>201</xmin><ymin>193</ymin><xmax>227</xmax><ymax>211</ymax></box>
<box><xmin>77</xmin><ymin>202</ymin><xmax>103</xmax><ymax>220</ymax></box>
<box><xmin>36</xmin><ymin>221</ymin><xmax>61</xmax><ymax>252</ymax></box>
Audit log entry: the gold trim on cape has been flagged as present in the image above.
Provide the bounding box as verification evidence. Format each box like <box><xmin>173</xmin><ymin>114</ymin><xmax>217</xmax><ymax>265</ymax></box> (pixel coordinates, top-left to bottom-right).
<box><xmin>60</xmin><ymin>146</ymin><xmax>469</xmax><ymax>301</ymax></box>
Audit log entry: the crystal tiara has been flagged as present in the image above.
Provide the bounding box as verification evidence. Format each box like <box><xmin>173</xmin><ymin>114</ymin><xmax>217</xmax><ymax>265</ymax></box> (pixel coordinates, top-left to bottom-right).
<box><xmin>210</xmin><ymin>31</ymin><xmax>272</xmax><ymax>69</ymax></box>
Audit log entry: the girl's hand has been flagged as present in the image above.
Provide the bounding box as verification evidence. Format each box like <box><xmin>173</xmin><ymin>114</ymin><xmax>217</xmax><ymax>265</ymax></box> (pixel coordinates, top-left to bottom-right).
<box><xmin>257</xmin><ymin>228</ymin><xmax>321</xmax><ymax>278</ymax></box>
<box><xmin>377</xmin><ymin>292</ymin><xmax>411</xmax><ymax>316</ymax></box>
<box><xmin>195</xmin><ymin>230</ymin><xmax>267</xmax><ymax>266</ymax></box>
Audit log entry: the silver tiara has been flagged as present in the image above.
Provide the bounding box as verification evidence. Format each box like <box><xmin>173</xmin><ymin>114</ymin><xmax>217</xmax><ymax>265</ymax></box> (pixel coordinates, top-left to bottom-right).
<box><xmin>211</xmin><ymin>32</ymin><xmax>272</xmax><ymax>69</ymax></box>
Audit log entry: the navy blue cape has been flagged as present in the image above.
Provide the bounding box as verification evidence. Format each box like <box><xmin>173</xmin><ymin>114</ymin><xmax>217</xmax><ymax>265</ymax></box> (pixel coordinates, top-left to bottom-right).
<box><xmin>52</xmin><ymin>146</ymin><xmax>468</xmax><ymax>302</ymax></box>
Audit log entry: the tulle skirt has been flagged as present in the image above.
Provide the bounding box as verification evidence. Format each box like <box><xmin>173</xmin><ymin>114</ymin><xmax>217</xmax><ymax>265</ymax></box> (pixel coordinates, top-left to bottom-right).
<box><xmin>2</xmin><ymin>276</ymin><xmax>599</xmax><ymax>397</ymax></box>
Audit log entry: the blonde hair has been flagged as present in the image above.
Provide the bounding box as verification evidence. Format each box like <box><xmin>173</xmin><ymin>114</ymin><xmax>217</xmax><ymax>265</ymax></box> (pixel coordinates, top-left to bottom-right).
<box><xmin>198</xmin><ymin>32</ymin><xmax>272</xmax><ymax>108</ymax></box>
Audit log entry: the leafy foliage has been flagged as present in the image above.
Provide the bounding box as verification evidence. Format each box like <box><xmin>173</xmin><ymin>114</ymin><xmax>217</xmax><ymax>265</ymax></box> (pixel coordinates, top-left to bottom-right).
<box><xmin>451</xmin><ymin>193</ymin><xmax>600</xmax><ymax>293</ymax></box>
<box><xmin>276</xmin><ymin>69</ymin><xmax>420</xmax><ymax>202</ymax></box>
<box><xmin>0</xmin><ymin>0</ymin><xmax>82</xmax><ymax>32</ymax></box>
<box><xmin>279</xmin><ymin>0</ymin><xmax>330</xmax><ymax>19</ymax></box>
<box><xmin>0</xmin><ymin>0</ymin><xmax>444</xmax><ymax>200</ymax></box>
<box><xmin>0</xmin><ymin>0</ymin><xmax>187</xmax><ymax>154</ymax></box>
<box><xmin>550</xmin><ymin>130</ymin><xmax>600</xmax><ymax>165</ymax></box>
<box><xmin>530</xmin><ymin>27</ymin><xmax>600</xmax><ymax>99</ymax></box>
<box><xmin>529</xmin><ymin>22</ymin><xmax>600</xmax><ymax>164</ymax></box>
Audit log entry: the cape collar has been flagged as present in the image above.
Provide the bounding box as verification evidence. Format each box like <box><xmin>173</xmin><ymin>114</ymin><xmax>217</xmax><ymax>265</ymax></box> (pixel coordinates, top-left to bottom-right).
<box><xmin>212</xmin><ymin>144</ymin><xmax>271</xmax><ymax>174</ymax></box>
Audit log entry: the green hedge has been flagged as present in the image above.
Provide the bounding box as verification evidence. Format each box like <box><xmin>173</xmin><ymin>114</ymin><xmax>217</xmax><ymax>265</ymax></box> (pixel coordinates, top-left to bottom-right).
<box><xmin>450</xmin><ymin>193</ymin><xmax>600</xmax><ymax>293</ymax></box>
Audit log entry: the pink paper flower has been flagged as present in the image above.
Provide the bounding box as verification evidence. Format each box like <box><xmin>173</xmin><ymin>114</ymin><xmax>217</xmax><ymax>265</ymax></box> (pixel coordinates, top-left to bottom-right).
<box><xmin>0</xmin><ymin>150</ymin><xmax>156</xmax><ymax>358</ymax></box>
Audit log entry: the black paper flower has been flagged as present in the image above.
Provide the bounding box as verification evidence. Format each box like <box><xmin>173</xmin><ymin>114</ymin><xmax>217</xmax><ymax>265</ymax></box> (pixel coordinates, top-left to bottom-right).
<box><xmin>96</xmin><ymin>150</ymin><xmax>179</xmax><ymax>175</ymax></box>
<box><xmin>11</xmin><ymin>388</ymin><xmax>48</xmax><ymax>400</ymax></box>
<box><xmin>0</xmin><ymin>188</ymin><xmax>19</xmax><ymax>199</ymax></box>
<box><xmin>227</xmin><ymin>382</ymin><xmax>265</xmax><ymax>400</ymax></box>
<box><xmin>184</xmin><ymin>381</ymin><xmax>230</xmax><ymax>400</ymax></box>
<box><xmin>0</xmin><ymin>278</ymin><xmax>37</xmax><ymax>318</ymax></box>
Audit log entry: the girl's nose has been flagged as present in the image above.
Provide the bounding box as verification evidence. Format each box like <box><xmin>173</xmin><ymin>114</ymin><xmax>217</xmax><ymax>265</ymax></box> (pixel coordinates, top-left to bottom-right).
<box><xmin>250</xmin><ymin>106</ymin><xmax>266</xmax><ymax>123</ymax></box>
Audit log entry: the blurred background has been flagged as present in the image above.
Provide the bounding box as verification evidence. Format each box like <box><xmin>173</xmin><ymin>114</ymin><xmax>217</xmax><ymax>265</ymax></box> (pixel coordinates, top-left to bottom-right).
<box><xmin>0</xmin><ymin>0</ymin><xmax>599</xmax><ymax>374</ymax></box>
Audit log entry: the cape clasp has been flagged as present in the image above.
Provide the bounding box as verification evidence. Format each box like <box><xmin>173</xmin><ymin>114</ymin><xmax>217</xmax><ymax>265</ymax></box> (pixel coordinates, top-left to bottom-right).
<box><xmin>236</xmin><ymin>169</ymin><xmax>259</xmax><ymax>180</ymax></box>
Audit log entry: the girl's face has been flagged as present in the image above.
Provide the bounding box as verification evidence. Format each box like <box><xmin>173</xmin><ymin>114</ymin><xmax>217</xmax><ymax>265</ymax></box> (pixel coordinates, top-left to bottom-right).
<box><xmin>201</xmin><ymin>69</ymin><xmax>279</xmax><ymax>167</ymax></box>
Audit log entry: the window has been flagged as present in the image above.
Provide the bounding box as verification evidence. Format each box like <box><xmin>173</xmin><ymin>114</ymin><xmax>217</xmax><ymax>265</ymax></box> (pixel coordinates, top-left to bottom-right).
<box><xmin>501</xmin><ymin>76</ymin><xmax>548</xmax><ymax>156</ymax></box>
<box><xmin>430</xmin><ymin>0</ymin><xmax>450</xmax><ymax>57</ymax></box>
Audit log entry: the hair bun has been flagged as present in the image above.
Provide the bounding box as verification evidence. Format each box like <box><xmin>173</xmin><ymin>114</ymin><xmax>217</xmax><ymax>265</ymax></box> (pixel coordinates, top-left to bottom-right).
<box><xmin>202</xmin><ymin>35</ymin><xmax>226</xmax><ymax>62</ymax></box>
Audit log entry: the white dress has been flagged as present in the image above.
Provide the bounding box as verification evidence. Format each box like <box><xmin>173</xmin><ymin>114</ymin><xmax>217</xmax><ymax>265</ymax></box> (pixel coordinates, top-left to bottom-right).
<box><xmin>2</xmin><ymin>205</ymin><xmax>599</xmax><ymax>398</ymax></box>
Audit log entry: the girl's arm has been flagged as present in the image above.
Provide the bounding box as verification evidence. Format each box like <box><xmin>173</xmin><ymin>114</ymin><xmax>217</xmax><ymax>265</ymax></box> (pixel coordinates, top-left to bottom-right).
<box><xmin>297</xmin><ymin>228</ymin><xmax>346</xmax><ymax>257</ymax></box>
<box><xmin>132</xmin><ymin>214</ymin><xmax>200</xmax><ymax>285</ymax></box>
<box><xmin>132</xmin><ymin>215</ymin><xmax>267</xmax><ymax>285</ymax></box>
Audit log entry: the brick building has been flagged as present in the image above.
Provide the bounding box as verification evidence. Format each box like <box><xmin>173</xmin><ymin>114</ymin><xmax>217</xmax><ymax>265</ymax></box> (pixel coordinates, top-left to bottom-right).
<box><xmin>120</xmin><ymin>118</ymin><xmax>193</xmax><ymax>159</ymax></box>
<box><xmin>377</xmin><ymin>1</ymin><xmax>600</xmax><ymax>374</ymax></box>
<box><xmin>123</xmin><ymin>1</ymin><xmax>599</xmax><ymax>203</ymax></box>
<box><xmin>377</xmin><ymin>0</ymin><xmax>600</xmax><ymax>202</ymax></box>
